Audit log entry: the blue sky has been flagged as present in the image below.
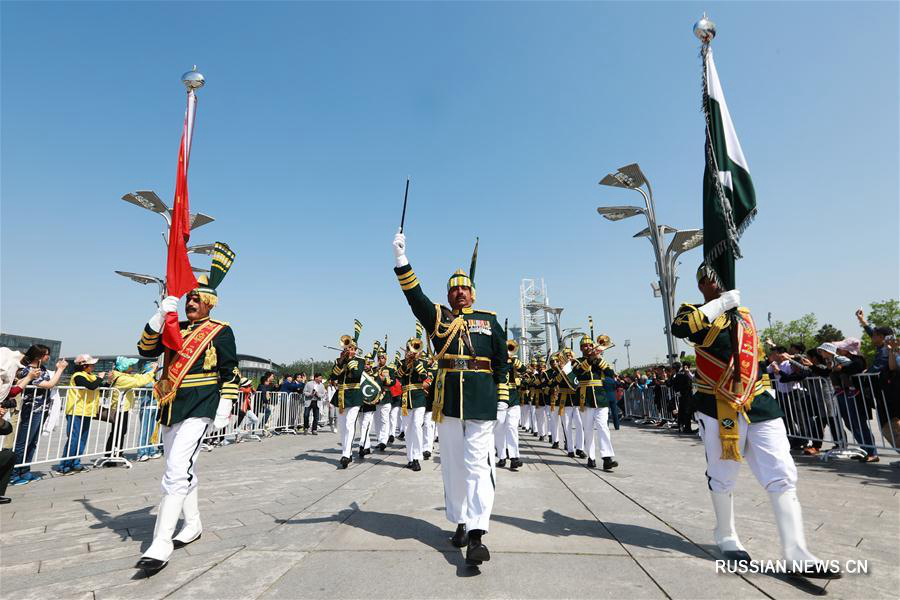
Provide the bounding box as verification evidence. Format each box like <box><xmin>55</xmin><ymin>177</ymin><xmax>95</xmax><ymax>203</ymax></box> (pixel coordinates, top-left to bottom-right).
<box><xmin>2</xmin><ymin>1</ymin><xmax>898</xmax><ymax>367</ymax></box>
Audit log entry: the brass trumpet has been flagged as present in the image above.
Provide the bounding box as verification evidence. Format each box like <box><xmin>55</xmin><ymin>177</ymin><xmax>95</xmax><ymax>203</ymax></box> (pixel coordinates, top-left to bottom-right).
<box><xmin>507</xmin><ymin>339</ymin><xmax>518</xmax><ymax>357</ymax></box>
<box><xmin>340</xmin><ymin>334</ymin><xmax>355</xmax><ymax>349</ymax></box>
<box><xmin>407</xmin><ymin>338</ymin><xmax>423</xmax><ymax>353</ymax></box>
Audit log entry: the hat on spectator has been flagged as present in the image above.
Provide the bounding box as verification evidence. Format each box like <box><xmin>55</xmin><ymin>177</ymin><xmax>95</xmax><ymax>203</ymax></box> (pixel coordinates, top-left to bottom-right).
<box><xmin>239</xmin><ymin>377</ymin><xmax>253</xmax><ymax>388</ymax></box>
<box><xmin>837</xmin><ymin>338</ymin><xmax>861</xmax><ymax>355</ymax></box>
<box><xmin>816</xmin><ymin>342</ymin><xmax>838</xmax><ymax>355</ymax></box>
<box><xmin>74</xmin><ymin>354</ymin><xmax>99</xmax><ymax>365</ymax></box>
<box><xmin>114</xmin><ymin>356</ymin><xmax>139</xmax><ymax>372</ymax></box>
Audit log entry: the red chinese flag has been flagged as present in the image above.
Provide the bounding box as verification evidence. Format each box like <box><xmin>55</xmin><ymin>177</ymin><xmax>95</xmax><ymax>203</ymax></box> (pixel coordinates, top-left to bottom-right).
<box><xmin>162</xmin><ymin>92</ymin><xmax>199</xmax><ymax>351</ymax></box>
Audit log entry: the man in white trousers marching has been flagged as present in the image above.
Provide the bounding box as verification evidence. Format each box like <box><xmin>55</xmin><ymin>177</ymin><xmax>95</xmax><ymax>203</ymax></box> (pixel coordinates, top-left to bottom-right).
<box><xmin>393</xmin><ymin>230</ymin><xmax>509</xmax><ymax>567</ymax></box>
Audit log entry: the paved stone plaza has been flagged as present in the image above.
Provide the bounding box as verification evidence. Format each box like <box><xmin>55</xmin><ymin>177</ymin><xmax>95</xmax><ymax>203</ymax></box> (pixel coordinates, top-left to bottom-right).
<box><xmin>1</xmin><ymin>424</ymin><xmax>897</xmax><ymax>600</ymax></box>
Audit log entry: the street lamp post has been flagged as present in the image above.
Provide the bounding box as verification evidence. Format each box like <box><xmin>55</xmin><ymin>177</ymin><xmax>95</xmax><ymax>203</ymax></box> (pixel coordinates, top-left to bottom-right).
<box><xmin>597</xmin><ymin>163</ymin><xmax>703</xmax><ymax>364</ymax></box>
<box><xmin>624</xmin><ymin>339</ymin><xmax>632</xmax><ymax>369</ymax></box>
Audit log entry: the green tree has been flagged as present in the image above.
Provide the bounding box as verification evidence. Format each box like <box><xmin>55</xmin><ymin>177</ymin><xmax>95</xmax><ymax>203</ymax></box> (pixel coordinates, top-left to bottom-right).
<box><xmin>815</xmin><ymin>324</ymin><xmax>844</xmax><ymax>345</ymax></box>
<box><xmin>858</xmin><ymin>299</ymin><xmax>900</xmax><ymax>364</ymax></box>
<box><xmin>760</xmin><ymin>313</ymin><xmax>819</xmax><ymax>351</ymax></box>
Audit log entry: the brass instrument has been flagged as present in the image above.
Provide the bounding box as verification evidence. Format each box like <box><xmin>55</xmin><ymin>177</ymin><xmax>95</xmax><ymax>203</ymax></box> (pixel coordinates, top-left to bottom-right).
<box><xmin>340</xmin><ymin>335</ymin><xmax>355</xmax><ymax>349</ymax></box>
<box><xmin>507</xmin><ymin>339</ymin><xmax>518</xmax><ymax>357</ymax></box>
<box><xmin>595</xmin><ymin>334</ymin><xmax>615</xmax><ymax>351</ymax></box>
<box><xmin>407</xmin><ymin>338</ymin><xmax>423</xmax><ymax>353</ymax></box>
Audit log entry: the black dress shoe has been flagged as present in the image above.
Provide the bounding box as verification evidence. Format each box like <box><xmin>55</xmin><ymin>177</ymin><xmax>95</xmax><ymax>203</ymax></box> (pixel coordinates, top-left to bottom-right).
<box><xmin>378</xmin><ymin>443</ymin><xmax>387</xmax><ymax>451</ymax></box>
<box><xmin>466</xmin><ymin>530</ymin><xmax>490</xmax><ymax>565</ymax></box>
<box><xmin>538</xmin><ymin>436</ymin><xmax>545</xmax><ymax>442</ymax></box>
<box><xmin>0</xmin><ymin>497</ymin><xmax>11</xmax><ymax>504</ymax></box>
<box><xmin>722</xmin><ymin>549</ymin><xmax>752</xmax><ymax>564</ymax></box>
<box><xmin>576</xmin><ymin>450</ymin><xmax>587</xmax><ymax>458</ymax></box>
<box><xmin>602</xmin><ymin>457</ymin><xmax>618</xmax><ymax>470</ymax></box>
<box><xmin>339</xmin><ymin>456</ymin><xmax>350</xmax><ymax>469</ymax></box>
<box><xmin>787</xmin><ymin>561</ymin><xmax>843</xmax><ymax>580</ymax></box>
<box><xmin>406</xmin><ymin>461</ymin><xmax>414</xmax><ymax>469</ymax></box>
<box><xmin>398</xmin><ymin>432</ymin><xmax>405</xmax><ymax>441</ymax></box>
<box><xmin>357</xmin><ymin>450</ymin><xmax>365</xmax><ymax>461</ymax></box>
<box><xmin>423</xmin><ymin>451</ymin><xmax>431</xmax><ymax>460</ymax></box>
<box><xmin>411</xmin><ymin>459</ymin><xmax>421</xmax><ymax>472</ymax></box>
<box><xmin>567</xmin><ymin>451</ymin><xmax>575</xmax><ymax>458</ymax></box>
<box><xmin>587</xmin><ymin>458</ymin><xmax>596</xmax><ymax>468</ymax></box>
<box><xmin>497</xmin><ymin>458</ymin><xmax>506</xmax><ymax>468</ymax></box>
<box><xmin>451</xmin><ymin>524</ymin><xmax>468</xmax><ymax>548</ymax></box>
<box><xmin>135</xmin><ymin>557</ymin><xmax>168</xmax><ymax>575</ymax></box>
<box><xmin>364</xmin><ymin>448</ymin><xmax>372</xmax><ymax>456</ymax></box>
<box><xmin>509</xmin><ymin>458</ymin><xmax>522</xmax><ymax>470</ymax></box>
<box><xmin>173</xmin><ymin>533</ymin><xmax>201</xmax><ymax>549</ymax></box>
<box><xmin>388</xmin><ymin>435</ymin><xmax>395</xmax><ymax>444</ymax></box>
<box><xmin>551</xmin><ymin>442</ymin><xmax>559</xmax><ymax>449</ymax></box>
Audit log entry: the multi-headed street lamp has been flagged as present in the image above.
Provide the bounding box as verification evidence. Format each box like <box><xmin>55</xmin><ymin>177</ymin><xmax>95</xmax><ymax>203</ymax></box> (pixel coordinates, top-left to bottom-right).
<box><xmin>597</xmin><ymin>163</ymin><xmax>703</xmax><ymax>364</ymax></box>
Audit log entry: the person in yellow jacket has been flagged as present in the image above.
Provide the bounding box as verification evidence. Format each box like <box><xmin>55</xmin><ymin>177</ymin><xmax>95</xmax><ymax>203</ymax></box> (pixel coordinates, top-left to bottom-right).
<box><xmin>58</xmin><ymin>355</ymin><xmax>107</xmax><ymax>473</ymax></box>
<box><xmin>104</xmin><ymin>357</ymin><xmax>157</xmax><ymax>464</ymax></box>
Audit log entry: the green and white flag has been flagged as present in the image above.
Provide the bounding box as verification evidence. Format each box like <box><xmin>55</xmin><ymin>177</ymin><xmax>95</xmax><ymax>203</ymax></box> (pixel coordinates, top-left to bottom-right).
<box><xmin>702</xmin><ymin>46</ymin><xmax>757</xmax><ymax>290</ymax></box>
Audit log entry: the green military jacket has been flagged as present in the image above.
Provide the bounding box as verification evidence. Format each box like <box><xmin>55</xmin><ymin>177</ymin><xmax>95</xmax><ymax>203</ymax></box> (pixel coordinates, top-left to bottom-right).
<box><xmin>425</xmin><ymin>364</ymin><xmax>438</xmax><ymax>411</ymax></box>
<box><xmin>330</xmin><ymin>355</ymin><xmax>365</xmax><ymax>410</ymax></box>
<box><xmin>572</xmin><ymin>355</ymin><xmax>614</xmax><ymax>409</ymax></box>
<box><xmin>671</xmin><ymin>303</ymin><xmax>781</xmax><ymax>422</ymax></box>
<box><xmin>552</xmin><ymin>363</ymin><xmax>578</xmax><ymax>408</ymax></box>
<box><xmin>395</xmin><ymin>264</ymin><xmax>509</xmax><ymax>420</ymax></box>
<box><xmin>504</xmin><ymin>357</ymin><xmax>525</xmax><ymax>407</ymax></box>
<box><xmin>533</xmin><ymin>369</ymin><xmax>551</xmax><ymax>406</ymax></box>
<box><xmin>137</xmin><ymin>318</ymin><xmax>239</xmax><ymax>425</ymax></box>
<box><xmin>397</xmin><ymin>357</ymin><xmax>430</xmax><ymax>410</ymax></box>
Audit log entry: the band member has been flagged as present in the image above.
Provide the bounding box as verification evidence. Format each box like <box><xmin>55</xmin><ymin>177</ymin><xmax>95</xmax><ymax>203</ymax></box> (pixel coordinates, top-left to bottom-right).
<box><xmin>397</xmin><ymin>334</ymin><xmax>431</xmax><ymax>471</ymax></box>
<box><xmin>372</xmin><ymin>350</ymin><xmax>395</xmax><ymax>452</ymax></box>
<box><xmin>388</xmin><ymin>351</ymin><xmax>403</xmax><ymax>443</ymax></box>
<box><xmin>573</xmin><ymin>335</ymin><xmax>618</xmax><ymax>470</ymax></box>
<box><xmin>393</xmin><ymin>231</ymin><xmax>508</xmax><ymax>566</ymax></box>
<box><xmin>534</xmin><ymin>357</ymin><xmax>549</xmax><ymax>441</ymax></box>
<box><xmin>671</xmin><ymin>265</ymin><xmax>839</xmax><ymax>578</ymax></box>
<box><xmin>547</xmin><ymin>357</ymin><xmax>562</xmax><ymax>450</ymax></box>
<box><xmin>495</xmin><ymin>340</ymin><xmax>524</xmax><ymax>470</ymax></box>
<box><xmin>557</xmin><ymin>349</ymin><xmax>585</xmax><ymax>458</ymax></box>
<box><xmin>330</xmin><ymin>321</ymin><xmax>365</xmax><ymax>469</ymax></box>
<box><xmin>135</xmin><ymin>243</ymin><xmax>239</xmax><ymax>575</ymax></box>
<box><xmin>520</xmin><ymin>361</ymin><xmax>535</xmax><ymax>433</ymax></box>
<box><xmin>356</xmin><ymin>354</ymin><xmax>377</xmax><ymax>460</ymax></box>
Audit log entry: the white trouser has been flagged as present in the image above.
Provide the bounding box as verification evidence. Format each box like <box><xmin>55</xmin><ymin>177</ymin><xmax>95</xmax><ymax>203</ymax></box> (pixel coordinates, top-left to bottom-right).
<box><xmin>338</xmin><ymin>406</ymin><xmax>360</xmax><ymax>459</ymax></box>
<box><xmin>374</xmin><ymin>403</ymin><xmax>392</xmax><ymax>445</ymax></box>
<box><xmin>404</xmin><ymin>407</ymin><xmax>425</xmax><ymax>461</ymax></box>
<box><xmin>358</xmin><ymin>410</ymin><xmax>374</xmax><ymax>451</ymax></box>
<box><xmin>399</xmin><ymin>412</ymin><xmax>408</xmax><ymax>436</ymax></box>
<box><xmin>696</xmin><ymin>412</ymin><xmax>797</xmax><ymax>494</ymax></box>
<box><xmin>520</xmin><ymin>404</ymin><xmax>532</xmax><ymax>430</ymax></box>
<box><xmin>439</xmin><ymin>417</ymin><xmax>495</xmax><ymax>532</ymax></box>
<box><xmin>423</xmin><ymin>411</ymin><xmax>435</xmax><ymax>453</ymax></box>
<box><xmin>563</xmin><ymin>406</ymin><xmax>584</xmax><ymax>453</ymax></box>
<box><xmin>505</xmin><ymin>405</ymin><xmax>521</xmax><ymax>458</ymax></box>
<box><xmin>539</xmin><ymin>406</ymin><xmax>550</xmax><ymax>437</ymax></box>
<box><xmin>534</xmin><ymin>406</ymin><xmax>544</xmax><ymax>436</ymax></box>
<box><xmin>160</xmin><ymin>417</ymin><xmax>211</xmax><ymax>495</ymax></box>
<box><xmin>389</xmin><ymin>405</ymin><xmax>400</xmax><ymax>437</ymax></box>
<box><xmin>549</xmin><ymin>407</ymin><xmax>560</xmax><ymax>443</ymax></box>
<box><xmin>494</xmin><ymin>402</ymin><xmax>509</xmax><ymax>459</ymax></box>
<box><xmin>583</xmin><ymin>407</ymin><xmax>614</xmax><ymax>460</ymax></box>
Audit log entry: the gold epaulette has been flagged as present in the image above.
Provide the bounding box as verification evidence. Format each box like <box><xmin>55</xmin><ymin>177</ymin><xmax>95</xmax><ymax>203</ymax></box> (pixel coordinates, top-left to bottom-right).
<box><xmin>210</xmin><ymin>318</ymin><xmax>230</xmax><ymax>327</ymax></box>
<box><xmin>472</xmin><ymin>309</ymin><xmax>496</xmax><ymax>315</ymax></box>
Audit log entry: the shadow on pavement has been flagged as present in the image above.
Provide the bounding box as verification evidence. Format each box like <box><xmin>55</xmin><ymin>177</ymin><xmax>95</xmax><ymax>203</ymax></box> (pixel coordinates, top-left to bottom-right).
<box><xmin>77</xmin><ymin>498</ymin><xmax>155</xmax><ymax>547</ymax></box>
<box><xmin>277</xmin><ymin>502</ymin><xmax>480</xmax><ymax>577</ymax></box>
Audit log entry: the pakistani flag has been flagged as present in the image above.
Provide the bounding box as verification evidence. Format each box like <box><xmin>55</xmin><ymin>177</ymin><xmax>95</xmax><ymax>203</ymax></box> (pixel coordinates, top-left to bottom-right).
<box><xmin>360</xmin><ymin>371</ymin><xmax>383</xmax><ymax>404</ymax></box>
<box><xmin>702</xmin><ymin>46</ymin><xmax>757</xmax><ymax>290</ymax></box>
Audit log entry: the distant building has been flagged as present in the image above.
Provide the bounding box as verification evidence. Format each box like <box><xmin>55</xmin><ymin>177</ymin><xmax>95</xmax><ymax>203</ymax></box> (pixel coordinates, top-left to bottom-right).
<box><xmin>0</xmin><ymin>333</ymin><xmax>63</xmax><ymax>363</ymax></box>
<box><xmin>238</xmin><ymin>354</ymin><xmax>278</xmax><ymax>382</ymax></box>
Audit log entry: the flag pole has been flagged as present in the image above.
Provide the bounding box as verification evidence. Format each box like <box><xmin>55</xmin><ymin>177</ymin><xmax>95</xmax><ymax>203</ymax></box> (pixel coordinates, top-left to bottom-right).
<box><xmin>695</xmin><ymin>16</ymin><xmax>743</xmax><ymax>393</ymax></box>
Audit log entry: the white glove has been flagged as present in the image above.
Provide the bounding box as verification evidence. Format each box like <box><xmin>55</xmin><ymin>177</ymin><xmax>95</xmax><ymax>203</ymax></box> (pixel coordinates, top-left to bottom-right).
<box><xmin>213</xmin><ymin>397</ymin><xmax>232</xmax><ymax>430</ymax></box>
<box><xmin>147</xmin><ymin>296</ymin><xmax>180</xmax><ymax>333</ymax></box>
<box><xmin>393</xmin><ymin>228</ymin><xmax>408</xmax><ymax>268</ymax></box>
<box><xmin>698</xmin><ymin>289</ymin><xmax>741</xmax><ymax>322</ymax></box>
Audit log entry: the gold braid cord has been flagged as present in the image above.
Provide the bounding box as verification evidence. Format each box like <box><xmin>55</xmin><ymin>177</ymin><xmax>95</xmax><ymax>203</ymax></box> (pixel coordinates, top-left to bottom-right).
<box><xmin>428</xmin><ymin>305</ymin><xmax>470</xmax><ymax>422</ymax></box>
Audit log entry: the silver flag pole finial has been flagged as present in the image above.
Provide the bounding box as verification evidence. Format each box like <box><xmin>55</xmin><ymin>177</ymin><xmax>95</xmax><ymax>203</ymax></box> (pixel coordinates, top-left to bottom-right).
<box><xmin>693</xmin><ymin>13</ymin><xmax>717</xmax><ymax>44</ymax></box>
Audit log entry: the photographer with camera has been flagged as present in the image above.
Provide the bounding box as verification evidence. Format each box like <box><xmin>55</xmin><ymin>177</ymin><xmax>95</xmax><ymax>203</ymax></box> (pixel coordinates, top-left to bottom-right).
<box><xmin>9</xmin><ymin>345</ymin><xmax>68</xmax><ymax>486</ymax></box>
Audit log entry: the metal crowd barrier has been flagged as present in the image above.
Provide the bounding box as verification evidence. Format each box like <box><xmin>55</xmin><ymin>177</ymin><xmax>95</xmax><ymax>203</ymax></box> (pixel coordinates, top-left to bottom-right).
<box><xmin>623</xmin><ymin>385</ymin><xmax>680</xmax><ymax>427</ymax></box>
<box><xmin>772</xmin><ymin>373</ymin><xmax>898</xmax><ymax>459</ymax></box>
<box><xmin>0</xmin><ymin>386</ymin><xmax>335</xmax><ymax>473</ymax></box>
<box><xmin>620</xmin><ymin>374</ymin><xmax>898</xmax><ymax>459</ymax></box>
